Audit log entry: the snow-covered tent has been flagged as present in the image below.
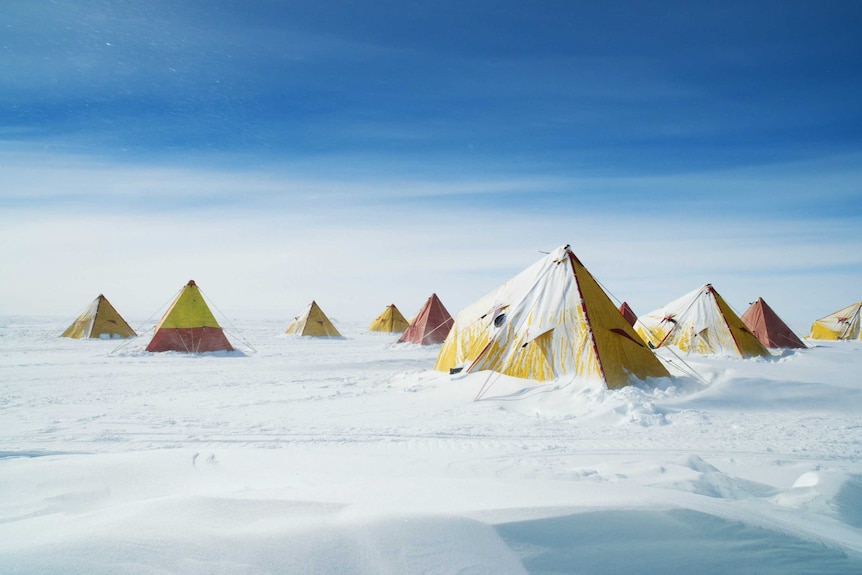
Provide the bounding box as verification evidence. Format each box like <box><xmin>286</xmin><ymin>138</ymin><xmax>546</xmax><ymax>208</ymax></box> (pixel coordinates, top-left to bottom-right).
<box><xmin>618</xmin><ymin>301</ymin><xmax>638</xmax><ymax>327</ymax></box>
<box><xmin>740</xmin><ymin>297</ymin><xmax>806</xmax><ymax>349</ymax></box>
<box><xmin>146</xmin><ymin>280</ymin><xmax>234</xmax><ymax>353</ymax></box>
<box><xmin>808</xmin><ymin>301</ymin><xmax>862</xmax><ymax>341</ymax></box>
<box><xmin>434</xmin><ymin>245</ymin><xmax>669</xmax><ymax>389</ymax></box>
<box><xmin>285</xmin><ymin>301</ymin><xmax>342</xmax><ymax>337</ymax></box>
<box><xmin>634</xmin><ymin>284</ymin><xmax>769</xmax><ymax>359</ymax></box>
<box><xmin>398</xmin><ymin>293</ymin><xmax>454</xmax><ymax>345</ymax></box>
<box><xmin>369</xmin><ymin>304</ymin><xmax>409</xmax><ymax>333</ymax></box>
<box><xmin>61</xmin><ymin>294</ymin><xmax>136</xmax><ymax>339</ymax></box>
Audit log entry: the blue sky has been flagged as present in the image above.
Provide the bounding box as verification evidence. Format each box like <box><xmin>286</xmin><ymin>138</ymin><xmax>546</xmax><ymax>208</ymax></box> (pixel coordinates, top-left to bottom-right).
<box><xmin>1</xmin><ymin>1</ymin><xmax>861</xmax><ymax>326</ymax></box>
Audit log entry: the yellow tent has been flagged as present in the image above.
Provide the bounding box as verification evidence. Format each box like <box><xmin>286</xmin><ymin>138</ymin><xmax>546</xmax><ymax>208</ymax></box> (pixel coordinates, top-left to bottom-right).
<box><xmin>369</xmin><ymin>304</ymin><xmax>409</xmax><ymax>333</ymax></box>
<box><xmin>61</xmin><ymin>294</ymin><xmax>136</xmax><ymax>339</ymax></box>
<box><xmin>808</xmin><ymin>301</ymin><xmax>862</xmax><ymax>341</ymax></box>
<box><xmin>434</xmin><ymin>245</ymin><xmax>669</xmax><ymax>389</ymax></box>
<box><xmin>147</xmin><ymin>280</ymin><xmax>233</xmax><ymax>352</ymax></box>
<box><xmin>635</xmin><ymin>284</ymin><xmax>770</xmax><ymax>359</ymax></box>
<box><xmin>286</xmin><ymin>301</ymin><xmax>342</xmax><ymax>337</ymax></box>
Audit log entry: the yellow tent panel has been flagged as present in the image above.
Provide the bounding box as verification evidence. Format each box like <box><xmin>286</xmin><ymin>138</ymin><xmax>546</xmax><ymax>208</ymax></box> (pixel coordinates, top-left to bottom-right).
<box><xmin>154</xmin><ymin>281</ymin><xmax>221</xmax><ymax>330</ymax></box>
<box><xmin>573</xmin><ymin>255</ymin><xmax>670</xmax><ymax>386</ymax></box>
<box><xmin>809</xmin><ymin>322</ymin><xmax>840</xmax><ymax>341</ymax></box>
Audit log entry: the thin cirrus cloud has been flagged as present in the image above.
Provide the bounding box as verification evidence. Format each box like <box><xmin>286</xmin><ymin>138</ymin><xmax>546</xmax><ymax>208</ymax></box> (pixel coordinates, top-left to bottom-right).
<box><xmin>0</xmin><ymin>155</ymin><xmax>859</xmax><ymax>326</ymax></box>
<box><xmin>1</xmin><ymin>202</ymin><xmax>857</xmax><ymax>328</ymax></box>
<box><xmin>3</xmin><ymin>149</ymin><xmax>861</xmax><ymax>223</ymax></box>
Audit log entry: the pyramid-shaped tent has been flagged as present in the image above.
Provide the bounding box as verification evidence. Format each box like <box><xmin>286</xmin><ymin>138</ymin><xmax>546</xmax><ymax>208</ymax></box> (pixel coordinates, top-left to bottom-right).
<box><xmin>398</xmin><ymin>293</ymin><xmax>454</xmax><ymax>345</ymax></box>
<box><xmin>146</xmin><ymin>280</ymin><xmax>233</xmax><ymax>352</ymax></box>
<box><xmin>740</xmin><ymin>297</ymin><xmax>806</xmax><ymax>349</ymax></box>
<box><xmin>634</xmin><ymin>284</ymin><xmax>769</xmax><ymax>358</ymax></box>
<box><xmin>618</xmin><ymin>301</ymin><xmax>638</xmax><ymax>327</ymax></box>
<box><xmin>285</xmin><ymin>301</ymin><xmax>342</xmax><ymax>337</ymax></box>
<box><xmin>434</xmin><ymin>245</ymin><xmax>669</xmax><ymax>389</ymax></box>
<box><xmin>808</xmin><ymin>301</ymin><xmax>862</xmax><ymax>341</ymax></box>
<box><xmin>369</xmin><ymin>304</ymin><xmax>409</xmax><ymax>333</ymax></box>
<box><xmin>61</xmin><ymin>294</ymin><xmax>136</xmax><ymax>339</ymax></box>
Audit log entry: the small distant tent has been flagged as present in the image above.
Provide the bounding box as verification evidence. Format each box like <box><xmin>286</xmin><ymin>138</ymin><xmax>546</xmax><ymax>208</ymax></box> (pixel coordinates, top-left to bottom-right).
<box><xmin>434</xmin><ymin>245</ymin><xmax>669</xmax><ymax>389</ymax></box>
<box><xmin>285</xmin><ymin>301</ymin><xmax>342</xmax><ymax>337</ymax></box>
<box><xmin>369</xmin><ymin>304</ymin><xmax>409</xmax><ymax>333</ymax></box>
<box><xmin>618</xmin><ymin>301</ymin><xmax>638</xmax><ymax>327</ymax></box>
<box><xmin>146</xmin><ymin>280</ymin><xmax>233</xmax><ymax>353</ymax></box>
<box><xmin>634</xmin><ymin>284</ymin><xmax>769</xmax><ymax>359</ymax></box>
<box><xmin>61</xmin><ymin>294</ymin><xmax>136</xmax><ymax>339</ymax></box>
<box><xmin>808</xmin><ymin>301</ymin><xmax>862</xmax><ymax>341</ymax></box>
<box><xmin>740</xmin><ymin>297</ymin><xmax>806</xmax><ymax>349</ymax></box>
<box><xmin>398</xmin><ymin>293</ymin><xmax>454</xmax><ymax>345</ymax></box>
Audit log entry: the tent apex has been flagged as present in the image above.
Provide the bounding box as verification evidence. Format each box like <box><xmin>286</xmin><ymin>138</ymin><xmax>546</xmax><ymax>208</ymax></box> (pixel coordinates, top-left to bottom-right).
<box><xmin>186</xmin><ymin>280</ymin><xmax>197</xmax><ymax>287</ymax></box>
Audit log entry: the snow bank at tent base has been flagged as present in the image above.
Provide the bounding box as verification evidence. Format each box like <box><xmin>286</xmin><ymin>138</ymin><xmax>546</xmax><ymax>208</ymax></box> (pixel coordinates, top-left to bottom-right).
<box><xmin>1</xmin><ymin>317</ymin><xmax>862</xmax><ymax>573</ymax></box>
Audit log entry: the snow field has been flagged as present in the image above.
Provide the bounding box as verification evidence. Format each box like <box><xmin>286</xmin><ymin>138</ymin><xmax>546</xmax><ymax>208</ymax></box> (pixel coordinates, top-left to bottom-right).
<box><xmin>1</xmin><ymin>317</ymin><xmax>861</xmax><ymax>573</ymax></box>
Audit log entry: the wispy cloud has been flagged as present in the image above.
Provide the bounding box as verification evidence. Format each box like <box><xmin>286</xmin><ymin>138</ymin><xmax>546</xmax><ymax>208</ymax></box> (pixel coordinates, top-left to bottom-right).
<box><xmin>1</xmin><ymin>154</ymin><xmax>859</xmax><ymax>327</ymax></box>
<box><xmin>3</xmin><ymin>150</ymin><xmax>860</xmax><ymax>217</ymax></box>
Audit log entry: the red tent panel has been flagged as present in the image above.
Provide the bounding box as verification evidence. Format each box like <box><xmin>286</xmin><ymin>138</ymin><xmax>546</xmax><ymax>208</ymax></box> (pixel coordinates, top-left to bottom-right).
<box><xmin>146</xmin><ymin>327</ymin><xmax>234</xmax><ymax>353</ymax></box>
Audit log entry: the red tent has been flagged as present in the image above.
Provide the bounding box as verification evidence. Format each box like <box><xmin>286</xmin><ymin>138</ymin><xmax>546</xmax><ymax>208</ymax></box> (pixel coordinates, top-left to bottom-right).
<box><xmin>398</xmin><ymin>293</ymin><xmax>454</xmax><ymax>345</ymax></box>
<box><xmin>618</xmin><ymin>301</ymin><xmax>638</xmax><ymax>327</ymax></box>
<box><xmin>740</xmin><ymin>297</ymin><xmax>806</xmax><ymax>349</ymax></box>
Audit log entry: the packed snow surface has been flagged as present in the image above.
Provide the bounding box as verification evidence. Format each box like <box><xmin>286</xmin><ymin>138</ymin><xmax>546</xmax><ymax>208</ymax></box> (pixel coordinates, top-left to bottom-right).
<box><xmin>2</xmin><ymin>317</ymin><xmax>861</xmax><ymax>574</ymax></box>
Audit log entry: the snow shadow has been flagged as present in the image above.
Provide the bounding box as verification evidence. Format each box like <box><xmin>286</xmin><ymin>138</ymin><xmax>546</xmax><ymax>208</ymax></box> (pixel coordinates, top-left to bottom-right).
<box><xmin>496</xmin><ymin>509</ymin><xmax>862</xmax><ymax>575</ymax></box>
<box><xmin>836</xmin><ymin>475</ymin><xmax>862</xmax><ymax>529</ymax></box>
<box><xmin>0</xmin><ymin>511</ymin><xmax>527</xmax><ymax>575</ymax></box>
